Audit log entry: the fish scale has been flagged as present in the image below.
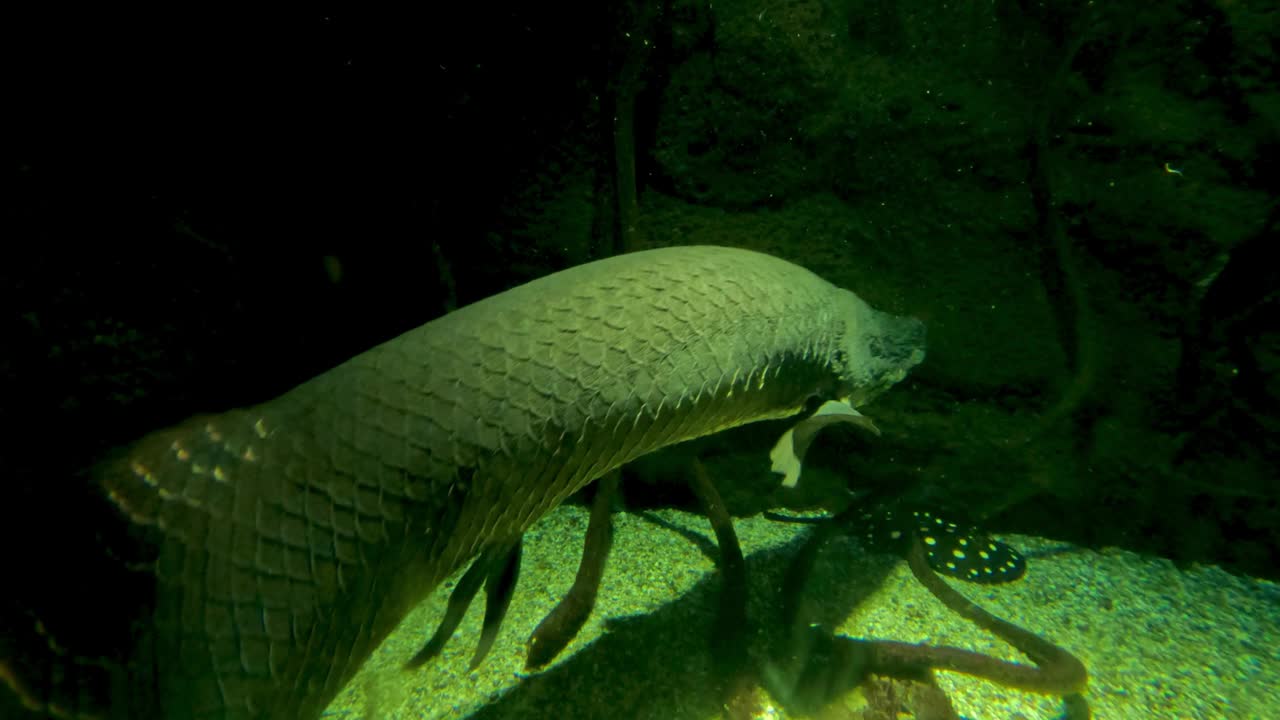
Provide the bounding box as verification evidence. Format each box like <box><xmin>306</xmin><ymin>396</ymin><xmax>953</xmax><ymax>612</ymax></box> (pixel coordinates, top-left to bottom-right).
<box><xmin>5</xmin><ymin>245</ymin><xmax>925</xmax><ymax>719</ymax></box>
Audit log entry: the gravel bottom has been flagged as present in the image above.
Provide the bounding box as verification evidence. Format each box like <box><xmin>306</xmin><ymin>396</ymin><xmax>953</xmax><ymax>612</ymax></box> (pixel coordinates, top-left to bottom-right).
<box><xmin>323</xmin><ymin>504</ymin><xmax>1280</xmax><ymax>720</ymax></box>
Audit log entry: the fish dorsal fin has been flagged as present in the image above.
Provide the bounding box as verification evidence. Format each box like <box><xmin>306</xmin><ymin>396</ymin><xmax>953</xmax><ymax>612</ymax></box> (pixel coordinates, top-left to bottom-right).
<box><xmin>771</xmin><ymin>399</ymin><xmax>880</xmax><ymax>488</ymax></box>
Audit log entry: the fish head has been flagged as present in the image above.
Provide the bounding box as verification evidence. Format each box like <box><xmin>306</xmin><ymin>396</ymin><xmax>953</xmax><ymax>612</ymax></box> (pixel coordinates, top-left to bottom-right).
<box><xmin>833</xmin><ymin>289</ymin><xmax>927</xmax><ymax>405</ymax></box>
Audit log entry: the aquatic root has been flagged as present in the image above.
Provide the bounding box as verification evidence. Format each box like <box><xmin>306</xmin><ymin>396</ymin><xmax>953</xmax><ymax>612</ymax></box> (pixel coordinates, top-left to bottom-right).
<box><xmin>771</xmin><ymin>523</ymin><xmax>1091</xmax><ymax>719</ymax></box>
<box><xmin>525</xmin><ymin>472</ymin><xmax>619</xmax><ymax>670</ymax></box>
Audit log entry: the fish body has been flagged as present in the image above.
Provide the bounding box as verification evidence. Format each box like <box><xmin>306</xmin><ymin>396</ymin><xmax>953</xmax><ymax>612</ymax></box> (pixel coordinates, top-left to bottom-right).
<box><xmin>4</xmin><ymin>245</ymin><xmax>925</xmax><ymax>719</ymax></box>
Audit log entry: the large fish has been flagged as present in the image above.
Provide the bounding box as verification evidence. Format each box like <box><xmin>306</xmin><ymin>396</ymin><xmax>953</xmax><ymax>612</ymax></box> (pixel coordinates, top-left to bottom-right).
<box><xmin>1</xmin><ymin>245</ymin><xmax>925</xmax><ymax>719</ymax></box>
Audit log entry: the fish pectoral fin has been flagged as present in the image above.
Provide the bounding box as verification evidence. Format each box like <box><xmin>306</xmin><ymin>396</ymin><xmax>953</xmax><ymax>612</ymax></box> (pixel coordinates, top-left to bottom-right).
<box><xmin>771</xmin><ymin>399</ymin><xmax>880</xmax><ymax>488</ymax></box>
<box><xmin>406</xmin><ymin>551</ymin><xmax>490</xmax><ymax>670</ymax></box>
<box><xmin>470</xmin><ymin>539</ymin><xmax>523</xmax><ymax>670</ymax></box>
<box><xmin>406</xmin><ymin>538</ymin><xmax>523</xmax><ymax>672</ymax></box>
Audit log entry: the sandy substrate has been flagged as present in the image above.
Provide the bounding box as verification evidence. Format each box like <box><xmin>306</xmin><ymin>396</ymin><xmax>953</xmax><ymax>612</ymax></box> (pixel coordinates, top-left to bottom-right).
<box><xmin>324</xmin><ymin>504</ymin><xmax>1280</xmax><ymax>720</ymax></box>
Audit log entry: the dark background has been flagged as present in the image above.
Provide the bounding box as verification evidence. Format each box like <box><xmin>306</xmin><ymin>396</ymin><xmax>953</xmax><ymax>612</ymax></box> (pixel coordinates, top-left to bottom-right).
<box><xmin>1</xmin><ymin>7</ymin><xmax>1277</xmax><ymax>710</ymax></box>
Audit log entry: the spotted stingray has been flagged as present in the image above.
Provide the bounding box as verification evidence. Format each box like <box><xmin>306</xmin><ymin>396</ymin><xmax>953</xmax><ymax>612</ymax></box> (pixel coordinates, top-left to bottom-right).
<box><xmin>767</xmin><ymin>503</ymin><xmax>1027</xmax><ymax>584</ymax></box>
<box><xmin>855</xmin><ymin>507</ymin><xmax>1027</xmax><ymax>584</ymax></box>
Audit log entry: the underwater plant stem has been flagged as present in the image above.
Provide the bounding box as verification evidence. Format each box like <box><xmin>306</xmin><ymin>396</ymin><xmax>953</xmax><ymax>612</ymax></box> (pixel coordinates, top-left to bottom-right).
<box><xmin>525</xmin><ymin>471</ymin><xmax>619</xmax><ymax>670</ymax></box>
<box><xmin>610</xmin><ymin>0</ymin><xmax>657</xmax><ymax>254</ymax></box>
<box><xmin>778</xmin><ymin>513</ymin><xmax>842</xmax><ymax>645</ymax></box>
<box><xmin>901</xmin><ymin>536</ymin><xmax>1089</xmax><ymax>697</ymax></box>
<box><xmin>689</xmin><ymin>460</ymin><xmax>749</xmax><ymax>682</ymax></box>
<box><xmin>767</xmin><ymin>514</ymin><xmax>1090</xmax><ymax>718</ymax></box>
<box><xmin>613</xmin><ymin>92</ymin><xmax>640</xmax><ymax>254</ymax></box>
